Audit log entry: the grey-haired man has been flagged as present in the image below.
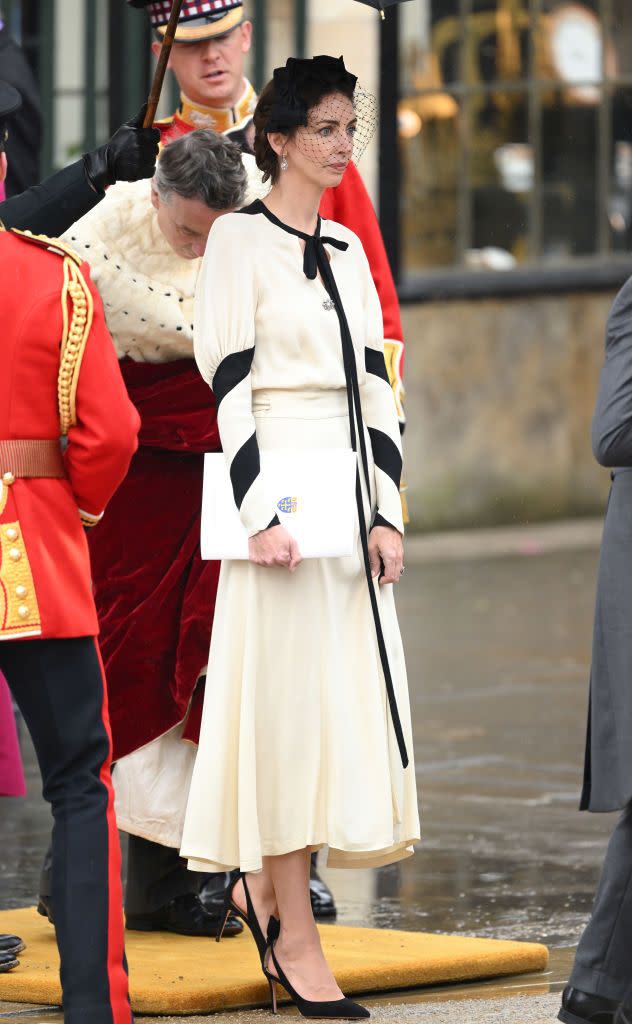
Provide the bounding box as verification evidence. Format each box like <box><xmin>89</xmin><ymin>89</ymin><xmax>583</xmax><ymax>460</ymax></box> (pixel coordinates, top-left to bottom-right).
<box><xmin>37</xmin><ymin>128</ymin><xmax>267</xmax><ymax>938</ymax></box>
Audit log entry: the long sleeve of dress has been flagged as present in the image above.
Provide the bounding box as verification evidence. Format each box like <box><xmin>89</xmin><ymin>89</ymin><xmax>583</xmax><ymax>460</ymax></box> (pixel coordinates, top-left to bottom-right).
<box><xmin>193</xmin><ymin>214</ymin><xmax>278</xmax><ymax>536</ymax></box>
<box><xmin>356</xmin><ymin>239</ymin><xmax>405</xmax><ymax>536</ymax></box>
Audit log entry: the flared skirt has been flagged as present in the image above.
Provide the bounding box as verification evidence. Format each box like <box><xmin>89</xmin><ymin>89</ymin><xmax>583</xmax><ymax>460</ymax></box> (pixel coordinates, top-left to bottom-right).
<box><xmin>180</xmin><ymin>389</ymin><xmax>420</xmax><ymax>872</ymax></box>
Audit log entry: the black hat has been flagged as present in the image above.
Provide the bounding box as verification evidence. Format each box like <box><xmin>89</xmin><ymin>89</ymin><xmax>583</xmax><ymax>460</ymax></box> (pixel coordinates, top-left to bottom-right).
<box><xmin>0</xmin><ymin>80</ymin><xmax>21</xmax><ymax>122</ymax></box>
<box><xmin>127</xmin><ymin>1</ymin><xmax>245</xmax><ymax>44</ymax></box>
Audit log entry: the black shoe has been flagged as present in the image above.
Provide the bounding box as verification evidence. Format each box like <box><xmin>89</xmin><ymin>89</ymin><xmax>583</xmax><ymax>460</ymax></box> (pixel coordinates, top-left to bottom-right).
<box><xmin>310</xmin><ymin>864</ymin><xmax>337</xmax><ymax>920</ymax></box>
<box><xmin>199</xmin><ymin>870</ymin><xmax>238</xmax><ymax>916</ymax></box>
<box><xmin>125</xmin><ymin>892</ymin><xmax>243</xmax><ymax>937</ymax></box>
<box><xmin>216</xmin><ymin>871</ymin><xmax>278</xmax><ymax>966</ymax></box>
<box><xmin>0</xmin><ymin>951</ymin><xmax>18</xmax><ymax>974</ymax></box>
<box><xmin>37</xmin><ymin>895</ymin><xmax>54</xmax><ymax>924</ymax></box>
<box><xmin>264</xmin><ymin>925</ymin><xmax>369</xmax><ymax>1019</ymax></box>
<box><xmin>559</xmin><ymin>986</ymin><xmax>621</xmax><ymax>1024</ymax></box>
<box><xmin>0</xmin><ymin>934</ymin><xmax>25</xmax><ymax>956</ymax></box>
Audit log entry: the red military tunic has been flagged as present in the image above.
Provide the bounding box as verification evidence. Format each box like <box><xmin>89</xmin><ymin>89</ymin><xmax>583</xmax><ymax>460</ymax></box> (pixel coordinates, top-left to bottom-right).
<box><xmin>0</xmin><ymin>229</ymin><xmax>140</xmax><ymax>640</ymax></box>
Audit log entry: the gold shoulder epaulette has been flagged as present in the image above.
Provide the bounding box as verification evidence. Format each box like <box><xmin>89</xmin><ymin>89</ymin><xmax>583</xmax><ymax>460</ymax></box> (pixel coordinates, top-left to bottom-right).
<box><xmin>11</xmin><ymin>228</ymin><xmax>83</xmax><ymax>266</ymax></box>
<box><xmin>58</xmin><ymin>256</ymin><xmax>94</xmax><ymax>435</ymax></box>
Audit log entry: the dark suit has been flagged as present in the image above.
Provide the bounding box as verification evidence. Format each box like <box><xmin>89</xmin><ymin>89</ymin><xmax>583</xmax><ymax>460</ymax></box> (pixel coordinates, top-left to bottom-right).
<box><xmin>583</xmin><ymin>275</ymin><xmax>632</xmax><ymax>813</ymax></box>
<box><xmin>0</xmin><ymin>27</ymin><xmax>42</xmax><ymax>197</ymax></box>
<box><xmin>570</xmin><ymin>275</ymin><xmax>632</xmax><ymax>1004</ymax></box>
<box><xmin>0</xmin><ymin>160</ymin><xmax>102</xmax><ymax>235</ymax></box>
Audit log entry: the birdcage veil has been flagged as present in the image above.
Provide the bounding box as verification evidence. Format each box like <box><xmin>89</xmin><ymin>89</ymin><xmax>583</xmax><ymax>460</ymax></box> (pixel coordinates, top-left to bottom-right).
<box><xmin>263</xmin><ymin>55</ymin><xmax>378</xmax><ymax>167</ymax></box>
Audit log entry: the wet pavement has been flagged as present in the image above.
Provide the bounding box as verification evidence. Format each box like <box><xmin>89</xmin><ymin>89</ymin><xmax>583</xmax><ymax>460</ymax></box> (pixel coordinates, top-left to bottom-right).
<box><xmin>325</xmin><ymin>538</ymin><xmax>613</xmax><ymax>951</ymax></box>
<box><xmin>0</xmin><ymin>523</ymin><xmax>617</xmax><ymax>1019</ymax></box>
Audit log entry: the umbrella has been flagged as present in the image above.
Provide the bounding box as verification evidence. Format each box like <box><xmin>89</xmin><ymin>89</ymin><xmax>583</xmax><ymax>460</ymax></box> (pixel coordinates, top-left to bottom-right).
<box><xmin>353</xmin><ymin>0</ymin><xmax>414</xmax><ymax>19</ymax></box>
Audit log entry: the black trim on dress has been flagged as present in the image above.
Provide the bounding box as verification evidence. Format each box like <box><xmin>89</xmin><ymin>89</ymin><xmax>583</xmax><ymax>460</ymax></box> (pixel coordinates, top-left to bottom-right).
<box><xmin>368</xmin><ymin>427</ymin><xmax>403</xmax><ymax>489</ymax></box>
<box><xmin>230</xmin><ymin>431</ymin><xmax>260</xmax><ymax>510</ymax></box>
<box><xmin>365</xmin><ymin>346</ymin><xmax>390</xmax><ymax>384</ymax></box>
<box><xmin>372</xmin><ymin>512</ymin><xmax>398</xmax><ymax>532</ymax></box>
<box><xmin>213</xmin><ymin>348</ymin><xmax>255</xmax><ymax>408</ymax></box>
<box><xmin>239</xmin><ymin>200</ymin><xmax>409</xmax><ymax>770</ymax></box>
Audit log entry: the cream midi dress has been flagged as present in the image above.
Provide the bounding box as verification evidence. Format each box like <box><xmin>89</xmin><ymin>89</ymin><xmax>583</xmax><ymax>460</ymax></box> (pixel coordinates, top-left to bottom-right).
<box><xmin>180</xmin><ymin>200</ymin><xmax>420</xmax><ymax>873</ymax></box>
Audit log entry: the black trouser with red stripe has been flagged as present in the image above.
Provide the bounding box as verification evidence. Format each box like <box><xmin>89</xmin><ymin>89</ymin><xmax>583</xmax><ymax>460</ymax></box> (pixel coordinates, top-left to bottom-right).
<box><xmin>0</xmin><ymin>637</ymin><xmax>132</xmax><ymax>1024</ymax></box>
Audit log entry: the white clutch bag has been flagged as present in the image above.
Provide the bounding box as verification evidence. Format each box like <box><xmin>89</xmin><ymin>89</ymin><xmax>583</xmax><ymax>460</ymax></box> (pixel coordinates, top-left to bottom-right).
<box><xmin>201</xmin><ymin>449</ymin><xmax>357</xmax><ymax>560</ymax></box>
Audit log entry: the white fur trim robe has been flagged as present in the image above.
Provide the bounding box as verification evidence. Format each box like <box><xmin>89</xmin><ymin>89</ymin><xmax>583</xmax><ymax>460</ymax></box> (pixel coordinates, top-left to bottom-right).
<box><xmin>61</xmin><ymin>154</ymin><xmax>269</xmax><ymax>365</ymax></box>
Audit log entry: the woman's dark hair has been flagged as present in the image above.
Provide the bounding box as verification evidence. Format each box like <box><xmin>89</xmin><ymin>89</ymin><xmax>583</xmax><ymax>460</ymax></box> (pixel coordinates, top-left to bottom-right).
<box><xmin>253</xmin><ymin>65</ymin><xmax>356</xmax><ymax>185</ymax></box>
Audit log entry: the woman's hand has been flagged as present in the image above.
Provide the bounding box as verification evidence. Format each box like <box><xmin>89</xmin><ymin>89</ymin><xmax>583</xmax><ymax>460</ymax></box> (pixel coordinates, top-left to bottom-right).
<box><xmin>368</xmin><ymin>525</ymin><xmax>404</xmax><ymax>585</ymax></box>
<box><xmin>248</xmin><ymin>525</ymin><xmax>302</xmax><ymax>572</ymax></box>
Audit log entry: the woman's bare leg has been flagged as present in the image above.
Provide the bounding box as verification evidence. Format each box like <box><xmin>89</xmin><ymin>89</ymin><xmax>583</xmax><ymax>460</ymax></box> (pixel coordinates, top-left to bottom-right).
<box><xmin>267</xmin><ymin>848</ymin><xmax>343</xmax><ymax>1001</ymax></box>
<box><xmin>232</xmin><ymin>859</ymin><xmax>278</xmax><ymax>937</ymax></box>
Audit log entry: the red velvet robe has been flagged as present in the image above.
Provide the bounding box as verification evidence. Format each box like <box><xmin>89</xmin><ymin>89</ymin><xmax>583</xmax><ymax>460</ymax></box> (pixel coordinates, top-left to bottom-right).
<box><xmin>88</xmin><ymin>360</ymin><xmax>216</xmax><ymax>758</ymax></box>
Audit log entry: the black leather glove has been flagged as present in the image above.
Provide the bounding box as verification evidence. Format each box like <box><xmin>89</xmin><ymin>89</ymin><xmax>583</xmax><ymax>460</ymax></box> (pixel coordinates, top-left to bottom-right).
<box><xmin>82</xmin><ymin>104</ymin><xmax>160</xmax><ymax>193</ymax></box>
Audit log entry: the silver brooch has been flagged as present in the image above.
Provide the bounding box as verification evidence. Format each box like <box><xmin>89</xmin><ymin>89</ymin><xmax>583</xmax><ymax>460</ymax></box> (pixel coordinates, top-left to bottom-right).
<box><xmin>322</xmin><ymin>298</ymin><xmax>335</xmax><ymax>311</ymax></box>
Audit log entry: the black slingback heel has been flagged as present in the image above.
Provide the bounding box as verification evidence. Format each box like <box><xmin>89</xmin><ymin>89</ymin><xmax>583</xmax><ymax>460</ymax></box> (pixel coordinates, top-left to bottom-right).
<box><xmin>217</xmin><ymin>872</ymin><xmax>275</xmax><ymax>966</ymax></box>
<box><xmin>264</xmin><ymin>926</ymin><xmax>370</xmax><ymax>1020</ymax></box>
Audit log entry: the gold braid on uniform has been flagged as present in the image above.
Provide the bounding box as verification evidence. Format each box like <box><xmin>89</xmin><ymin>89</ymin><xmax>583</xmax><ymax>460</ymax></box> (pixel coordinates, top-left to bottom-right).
<box><xmin>10</xmin><ymin>230</ymin><xmax>94</xmax><ymax>435</ymax></box>
<box><xmin>58</xmin><ymin>256</ymin><xmax>94</xmax><ymax>436</ymax></box>
<box><xmin>8</xmin><ymin>231</ymin><xmax>95</xmax><ymax>434</ymax></box>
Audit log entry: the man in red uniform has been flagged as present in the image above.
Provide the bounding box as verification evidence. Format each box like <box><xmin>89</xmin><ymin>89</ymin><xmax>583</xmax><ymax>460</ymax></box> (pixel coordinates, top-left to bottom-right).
<box><xmin>0</xmin><ymin>81</ymin><xmax>141</xmax><ymax>1023</ymax></box>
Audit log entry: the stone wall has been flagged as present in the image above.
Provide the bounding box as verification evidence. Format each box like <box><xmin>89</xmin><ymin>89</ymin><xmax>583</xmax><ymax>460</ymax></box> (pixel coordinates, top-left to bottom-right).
<box><xmin>401</xmin><ymin>290</ymin><xmax>617</xmax><ymax>531</ymax></box>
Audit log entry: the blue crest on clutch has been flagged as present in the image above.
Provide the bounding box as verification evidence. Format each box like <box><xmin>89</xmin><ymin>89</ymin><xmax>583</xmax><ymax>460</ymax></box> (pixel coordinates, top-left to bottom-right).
<box><xmin>277</xmin><ymin>496</ymin><xmax>299</xmax><ymax>515</ymax></box>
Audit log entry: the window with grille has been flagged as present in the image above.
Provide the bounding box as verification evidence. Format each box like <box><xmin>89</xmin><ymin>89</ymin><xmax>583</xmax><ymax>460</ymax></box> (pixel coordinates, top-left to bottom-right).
<box><xmin>398</xmin><ymin>1</ymin><xmax>632</xmax><ymax>278</ymax></box>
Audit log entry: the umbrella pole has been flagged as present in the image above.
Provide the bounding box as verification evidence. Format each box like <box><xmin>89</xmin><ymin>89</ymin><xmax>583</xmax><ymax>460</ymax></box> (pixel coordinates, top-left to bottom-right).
<box><xmin>143</xmin><ymin>0</ymin><xmax>185</xmax><ymax>128</ymax></box>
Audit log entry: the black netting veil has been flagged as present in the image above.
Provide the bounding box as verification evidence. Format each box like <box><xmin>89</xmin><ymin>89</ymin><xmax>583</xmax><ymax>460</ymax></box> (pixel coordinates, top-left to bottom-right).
<box><xmin>266</xmin><ymin>55</ymin><xmax>377</xmax><ymax>167</ymax></box>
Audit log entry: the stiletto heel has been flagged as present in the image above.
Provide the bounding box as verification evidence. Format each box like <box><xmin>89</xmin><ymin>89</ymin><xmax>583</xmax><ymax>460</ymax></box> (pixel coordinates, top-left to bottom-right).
<box><xmin>215</xmin><ymin>905</ymin><xmax>232</xmax><ymax>944</ymax></box>
<box><xmin>268</xmin><ymin>976</ymin><xmax>278</xmax><ymax>1014</ymax></box>
<box><xmin>263</xmin><ymin>930</ymin><xmax>370</xmax><ymax>1020</ymax></box>
<box><xmin>216</xmin><ymin>872</ymin><xmax>274</xmax><ymax>966</ymax></box>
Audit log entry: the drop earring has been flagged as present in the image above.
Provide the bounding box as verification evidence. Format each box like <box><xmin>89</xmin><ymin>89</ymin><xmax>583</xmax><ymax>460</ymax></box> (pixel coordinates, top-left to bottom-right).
<box><xmin>280</xmin><ymin>154</ymin><xmax>288</xmax><ymax>171</ymax></box>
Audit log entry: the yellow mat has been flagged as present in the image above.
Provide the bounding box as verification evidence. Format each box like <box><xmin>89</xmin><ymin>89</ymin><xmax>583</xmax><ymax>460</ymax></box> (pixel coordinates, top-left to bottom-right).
<box><xmin>0</xmin><ymin>906</ymin><xmax>548</xmax><ymax>1015</ymax></box>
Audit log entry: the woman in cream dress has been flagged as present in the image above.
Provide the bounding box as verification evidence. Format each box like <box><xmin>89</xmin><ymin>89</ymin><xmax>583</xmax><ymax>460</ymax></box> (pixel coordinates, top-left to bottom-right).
<box><xmin>181</xmin><ymin>56</ymin><xmax>419</xmax><ymax>1018</ymax></box>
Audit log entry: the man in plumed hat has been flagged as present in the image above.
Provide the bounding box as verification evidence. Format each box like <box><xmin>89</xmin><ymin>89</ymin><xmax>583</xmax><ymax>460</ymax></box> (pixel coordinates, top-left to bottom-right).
<box><xmin>0</xmin><ymin>78</ymin><xmax>141</xmax><ymax>1021</ymax></box>
<box><xmin>0</xmin><ymin>10</ymin><xmax>42</xmax><ymax>198</ymax></box>
<box><xmin>0</xmin><ymin>81</ymin><xmax>28</xmax><ymax>975</ymax></box>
